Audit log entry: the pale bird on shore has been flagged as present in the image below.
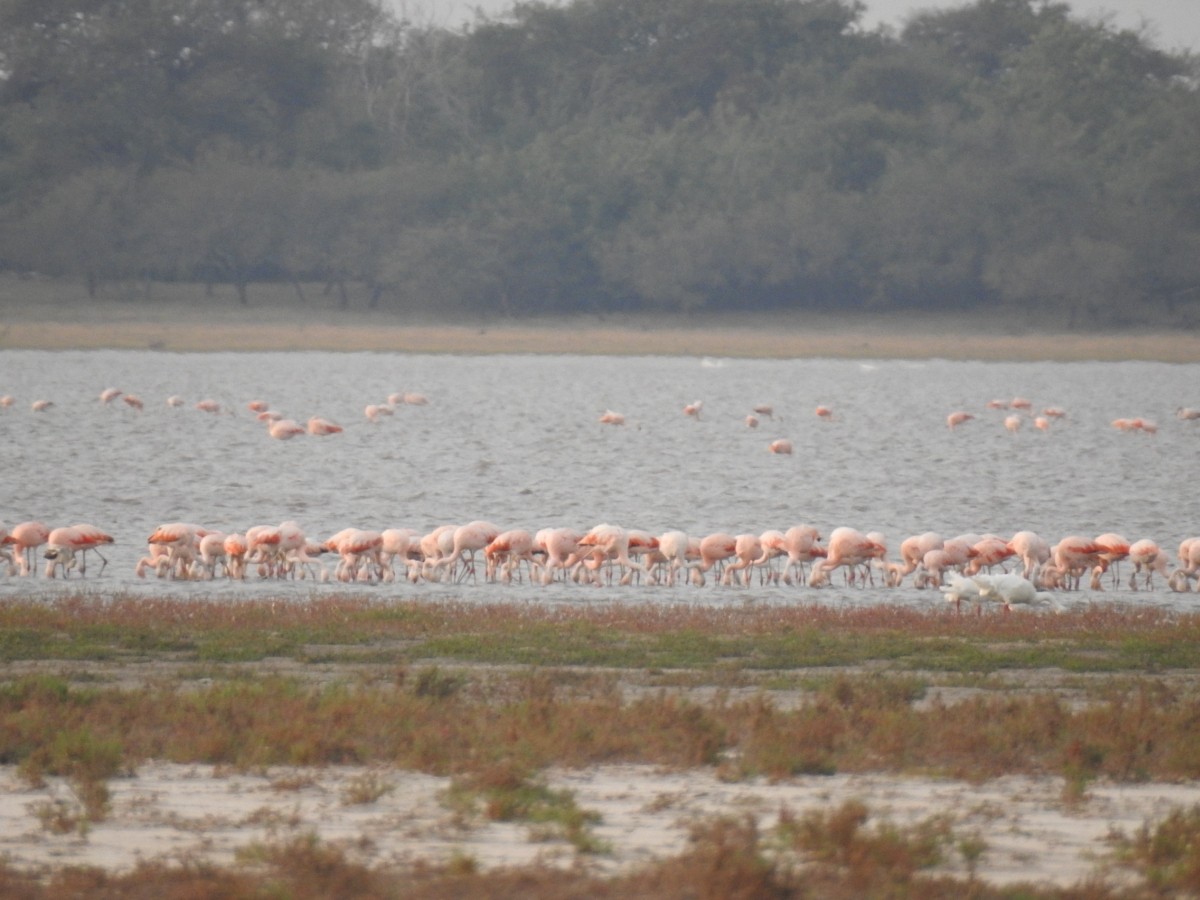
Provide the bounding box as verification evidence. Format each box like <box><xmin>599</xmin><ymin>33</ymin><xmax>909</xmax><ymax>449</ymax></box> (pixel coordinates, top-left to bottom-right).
<box><xmin>768</xmin><ymin>439</ymin><xmax>792</xmax><ymax>455</ymax></box>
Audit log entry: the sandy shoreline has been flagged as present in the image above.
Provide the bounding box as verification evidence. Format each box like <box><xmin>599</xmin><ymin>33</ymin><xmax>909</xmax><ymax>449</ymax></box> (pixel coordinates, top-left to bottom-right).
<box><xmin>3</xmin><ymin>291</ymin><xmax>1200</xmax><ymax>360</ymax></box>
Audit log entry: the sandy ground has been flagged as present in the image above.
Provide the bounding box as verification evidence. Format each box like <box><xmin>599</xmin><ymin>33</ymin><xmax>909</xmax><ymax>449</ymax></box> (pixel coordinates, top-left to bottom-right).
<box><xmin>2</xmin><ymin>284</ymin><xmax>1200</xmax><ymax>360</ymax></box>
<box><xmin>0</xmin><ymin>762</ymin><xmax>1189</xmax><ymax>888</ymax></box>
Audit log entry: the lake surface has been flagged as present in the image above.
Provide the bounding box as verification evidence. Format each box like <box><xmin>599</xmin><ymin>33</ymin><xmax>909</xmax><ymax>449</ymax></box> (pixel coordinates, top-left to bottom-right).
<box><xmin>1</xmin><ymin>350</ymin><xmax>1197</xmax><ymax>608</ymax></box>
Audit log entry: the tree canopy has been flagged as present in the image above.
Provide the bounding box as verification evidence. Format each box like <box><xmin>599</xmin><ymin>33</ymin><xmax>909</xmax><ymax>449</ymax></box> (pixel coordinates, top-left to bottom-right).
<box><xmin>0</xmin><ymin>0</ymin><xmax>1197</xmax><ymax>323</ymax></box>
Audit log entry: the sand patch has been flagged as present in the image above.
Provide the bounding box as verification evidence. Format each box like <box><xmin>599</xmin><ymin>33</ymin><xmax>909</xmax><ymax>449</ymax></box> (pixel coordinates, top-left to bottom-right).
<box><xmin>0</xmin><ymin>762</ymin><xmax>1192</xmax><ymax>888</ymax></box>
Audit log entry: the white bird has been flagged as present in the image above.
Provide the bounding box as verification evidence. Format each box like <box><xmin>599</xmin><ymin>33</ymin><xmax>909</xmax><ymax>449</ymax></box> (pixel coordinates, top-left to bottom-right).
<box><xmin>971</xmin><ymin>573</ymin><xmax>1060</xmax><ymax>612</ymax></box>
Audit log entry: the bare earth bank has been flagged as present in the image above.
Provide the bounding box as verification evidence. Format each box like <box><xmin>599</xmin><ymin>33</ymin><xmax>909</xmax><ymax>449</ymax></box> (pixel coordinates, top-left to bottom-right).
<box><xmin>3</xmin><ymin>282</ymin><xmax>1199</xmax><ymax>360</ymax></box>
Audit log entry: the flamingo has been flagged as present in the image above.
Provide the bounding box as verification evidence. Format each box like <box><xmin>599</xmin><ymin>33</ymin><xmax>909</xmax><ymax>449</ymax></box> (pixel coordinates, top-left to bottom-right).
<box><xmin>123</xmin><ymin>394</ymin><xmax>143</xmax><ymax>411</ymax></box>
<box><xmin>42</xmin><ymin>524</ymin><xmax>113</xmax><ymax>577</ymax></box>
<box><xmin>778</xmin><ymin>525</ymin><xmax>824</xmax><ymax>586</ymax></box>
<box><xmin>1033</xmin><ymin>416</ymin><xmax>1049</xmax><ymax>431</ymax></box>
<box><xmin>307</xmin><ymin>416</ymin><xmax>343</xmax><ymax>436</ymax></box>
<box><xmin>432</xmin><ymin>521</ymin><xmax>501</xmax><ymax>583</ymax></box>
<box><xmin>324</xmin><ymin>529</ymin><xmax>384</xmax><ymax>582</ymax></box>
<box><xmin>1003</xmin><ymin>414</ymin><xmax>1021</xmax><ymax>433</ymax></box>
<box><xmin>31</xmin><ymin>400</ymin><xmax>53</xmax><ymax>412</ymax></box>
<box><xmin>598</xmin><ymin>410</ymin><xmax>625</xmax><ymax>426</ymax></box>
<box><xmin>99</xmin><ymin>387</ymin><xmax>122</xmax><ymax>404</ymax></box>
<box><xmin>485</xmin><ymin>530</ymin><xmax>538</xmax><ymax>583</ymax></box>
<box><xmin>576</xmin><ymin>523</ymin><xmax>650</xmax><ymax>586</ymax></box>
<box><xmin>147</xmin><ymin>522</ymin><xmax>207</xmax><ymax>578</ymax></box>
<box><xmin>268</xmin><ymin>419</ymin><xmax>306</xmax><ymax>440</ymax></box>
<box><xmin>1169</xmin><ymin>538</ymin><xmax>1200</xmax><ymax>592</ymax></box>
<box><xmin>808</xmin><ymin>528</ymin><xmax>886</xmax><ymax>588</ymax></box>
<box><xmin>195</xmin><ymin>399</ymin><xmax>221</xmax><ymax>413</ymax></box>
<box><xmin>166</xmin><ymin>395</ymin><xmax>185</xmax><ymax>407</ymax></box>
<box><xmin>247</xmin><ymin>400</ymin><xmax>269</xmax><ymax>413</ymax></box>
<box><xmin>965</xmin><ymin>535</ymin><xmax>1015</xmax><ymax>575</ymax></box>
<box><xmin>683</xmin><ymin>400</ymin><xmax>703</xmax><ymax>419</ymax></box>
<box><xmin>1050</xmin><ymin>536</ymin><xmax>1106</xmax><ymax>590</ymax></box>
<box><xmin>689</xmin><ymin>532</ymin><xmax>738</xmax><ymax>587</ymax></box>
<box><xmin>1010</xmin><ymin>397</ymin><xmax>1032</xmax><ymax>411</ymax></box>
<box><xmin>1176</xmin><ymin>407</ymin><xmax>1200</xmax><ymax>421</ymax></box>
<box><xmin>1128</xmin><ymin>539</ymin><xmax>1168</xmax><ymax>591</ymax></box>
<box><xmin>652</xmin><ymin>530</ymin><xmax>693</xmax><ymax>586</ymax></box>
<box><xmin>192</xmin><ymin>532</ymin><xmax>229</xmax><ymax>580</ymax></box>
<box><xmin>887</xmin><ymin>532</ymin><xmax>943</xmax><ymax>587</ymax></box>
<box><xmin>752</xmin><ymin>405</ymin><xmax>774</xmax><ymax>418</ymax></box>
<box><xmin>721</xmin><ymin>533</ymin><xmax>763</xmax><ymax>586</ymax></box>
<box><xmin>744</xmin><ymin>415</ymin><xmax>759</xmax><ymax>428</ymax></box>
<box><xmin>380</xmin><ymin>528</ymin><xmax>420</xmax><ymax>582</ymax></box>
<box><xmin>946</xmin><ymin>411</ymin><xmax>974</xmax><ymax>430</ymax></box>
<box><xmin>223</xmin><ymin>533</ymin><xmax>248</xmax><ymax>580</ymax></box>
<box><xmin>768</xmin><ymin>439</ymin><xmax>792</xmax><ymax>455</ymax></box>
<box><xmin>1091</xmin><ymin>533</ymin><xmax>1131</xmax><ymax>589</ymax></box>
<box><xmin>535</xmin><ymin>527</ymin><xmax>585</xmax><ymax>585</ymax></box>
<box><xmin>815</xmin><ymin>405</ymin><xmax>833</xmax><ymax>421</ymax></box>
<box><xmin>5</xmin><ymin>521</ymin><xmax>51</xmax><ymax>576</ymax></box>
<box><xmin>364</xmin><ymin>404</ymin><xmax>394</xmax><ymax>423</ymax></box>
<box><xmin>1042</xmin><ymin>407</ymin><xmax>1067</xmax><ymax>419</ymax></box>
<box><xmin>0</xmin><ymin>395</ymin><xmax>14</xmax><ymax>407</ymax></box>
<box><xmin>1007</xmin><ymin>531</ymin><xmax>1050</xmax><ymax>580</ymax></box>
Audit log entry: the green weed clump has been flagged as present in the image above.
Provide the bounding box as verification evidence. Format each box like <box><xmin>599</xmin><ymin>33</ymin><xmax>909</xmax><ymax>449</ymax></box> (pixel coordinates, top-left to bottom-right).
<box><xmin>446</xmin><ymin>758</ymin><xmax>607</xmax><ymax>854</ymax></box>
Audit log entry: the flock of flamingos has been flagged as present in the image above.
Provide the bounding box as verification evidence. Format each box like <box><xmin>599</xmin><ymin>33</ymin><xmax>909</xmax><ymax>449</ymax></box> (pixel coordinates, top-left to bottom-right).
<box><xmin>5</xmin><ymin>387</ymin><xmax>1200</xmax><ymax>613</ymax></box>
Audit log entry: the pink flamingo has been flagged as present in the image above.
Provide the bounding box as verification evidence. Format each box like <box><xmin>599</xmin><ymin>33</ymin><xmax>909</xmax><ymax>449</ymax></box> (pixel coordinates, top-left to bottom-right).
<box><xmin>576</xmin><ymin>523</ymin><xmax>650</xmax><ymax>585</ymax></box>
<box><xmin>123</xmin><ymin>394</ymin><xmax>143</xmax><ymax>411</ymax></box>
<box><xmin>31</xmin><ymin>400</ymin><xmax>53</xmax><ymax>412</ymax></box>
<box><xmin>195</xmin><ymin>399</ymin><xmax>221</xmax><ymax>413</ymax></box>
<box><xmin>1006</xmin><ymin>531</ymin><xmax>1050</xmax><ymax>580</ymax></box>
<box><xmin>307</xmin><ymin>416</ymin><xmax>343</xmax><ymax>436</ymax></box>
<box><xmin>5</xmin><ymin>521</ymin><xmax>51</xmax><ymax>576</ymax></box>
<box><xmin>535</xmin><ymin>527</ymin><xmax>584</xmax><ymax>585</ymax></box>
<box><xmin>688</xmin><ymin>532</ymin><xmax>738</xmax><ymax>587</ymax></box>
<box><xmin>166</xmin><ymin>395</ymin><xmax>185</xmax><ymax>407</ymax></box>
<box><xmin>722</xmin><ymin>533</ymin><xmax>764</xmax><ymax>586</ymax></box>
<box><xmin>1091</xmin><ymin>533</ymin><xmax>1131</xmax><ymax>589</ymax></box>
<box><xmin>815</xmin><ymin>405</ymin><xmax>833</xmax><ymax>421</ymax></box>
<box><xmin>887</xmin><ymin>532</ymin><xmax>943</xmax><ymax>586</ymax></box>
<box><xmin>752</xmin><ymin>405</ymin><xmax>774</xmax><ymax>418</ymax></box>
<box><xmin>268</xmin><ymin>419</ymin><xmax>305</xmax><ymax>440</ymax></box>
<box><xmin>42</xmin><ymin>524</ymin><xmax>113</xmax><ymax>577</ymax></box>
<box><xmin>965</xmin><ymin>536</ymin><xmax>1015</xmax><ymax>575</ymax></box>
<box><xmin>768</xmin><ymin>439</ymin><xmax>792</xmax><ymax>455</ymax></box>
<box><xmin>433</xmin><ymin>521</ymin><xmax>501</xmax><ymax>583</ymax></box>
<box><xmin>598</xmin><ymin>410</ymin><xmax>625</xmax><ymax>426</ymax></box>
<box><xmin>808</xmin><ymin>528</ymin><xmax>886</xmax><ymax>587</ymax></box>
<box><xmin>1128</xmin><ymin>539</ymin><xmax>1168</xmax><ymax>590</ymax></box>
<box><xmin>223</xmin><ymin>533</ymin><xmax>248</xmax><ymax>580</ymax></box>
<box><xmin>744</xmin><ymin>415</ymin><xmax>759</xmax><ymax>428</ymax></box>
<box><xmin>946</xmin><ymin>411</ymin><xmax>974</xmax><ymax>430</ymax></box>
<box><xmin>778</xmin><ymin>525</ymin><xmax>824</xmax><ymax>585</ymax></box>
<box><xmin>1003</xmin><ymin>414</ymin><xmax>1021</xmax><ymax>433</ymax></box>
<box><xmin>683</xmin><ymin>400</ymin><xmax>703</xmax><ymax>419</ymax></box>
<box><xmin>1049</xmin><ymin>536</ymin><xmax>1106</xmax><ymax>590</ymax></box>
<box><xmin>99</xmin><ymin>388</ymin><xmax>122</xmax><ymax>404</ymax></box>
<box><xmin>1169</xmin><ymin>538</ymin><xmax>1200</xmax><ymax>592</ymax></box>
<box><xmin>380</xmin><ymin>528</ymin><xmax>420</xmax><ymax>582</ymax></box>
<box><xmin>485</xmin><ymin>530</ymin><xmax>538</xmax><ymax>583</ymax></box>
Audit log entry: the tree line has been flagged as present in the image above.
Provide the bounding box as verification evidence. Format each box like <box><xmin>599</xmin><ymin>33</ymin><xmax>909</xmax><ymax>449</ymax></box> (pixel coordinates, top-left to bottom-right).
<box><xmin>0</xmin><ymin>0</ymin><xmax>1197</xmax><ymax>323</ymax></box>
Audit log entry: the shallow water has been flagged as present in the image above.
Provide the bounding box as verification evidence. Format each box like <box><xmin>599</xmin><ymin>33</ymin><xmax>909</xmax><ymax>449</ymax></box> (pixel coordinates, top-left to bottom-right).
<box><xmin>2</xmin><ymin>350</ymin><xmax>1197</xmax><ymax>608</ymax></box>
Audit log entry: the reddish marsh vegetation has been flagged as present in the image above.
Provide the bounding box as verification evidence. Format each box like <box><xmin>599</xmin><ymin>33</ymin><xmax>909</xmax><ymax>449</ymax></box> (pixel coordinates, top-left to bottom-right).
<box><xmin>2</xmin><ymin>595</ymin><xmax>1199</xmax><ymax>895</ymax></box>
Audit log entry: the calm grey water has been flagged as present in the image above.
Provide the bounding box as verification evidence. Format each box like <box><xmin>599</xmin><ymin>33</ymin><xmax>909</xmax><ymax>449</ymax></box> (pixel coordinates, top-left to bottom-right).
<box><xmin>1</xmin><ymin>350</ymin><xmax>1197</xmax><ymax>608</ymax></box>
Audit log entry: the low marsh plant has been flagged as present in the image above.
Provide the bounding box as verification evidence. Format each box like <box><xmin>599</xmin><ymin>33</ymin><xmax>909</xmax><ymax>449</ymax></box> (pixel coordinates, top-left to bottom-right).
<box><xmin>340</xmin><ymin>770</ymin><xmax>394</xmax><ymax>806</ymax></box>
<box><xmin>779</xmin><ymin>800</ymin><xmax>952</xmax><ymax>888</ymax></box>
<box><xmin>1113</xmin><ymin>805</ymin><xmax>1200</xmax><ymax>893</ymax></box>
<box><xmin>444</xmin><ymin>759</ymin><xmax>607</xmax><ymax>854</ymax></box>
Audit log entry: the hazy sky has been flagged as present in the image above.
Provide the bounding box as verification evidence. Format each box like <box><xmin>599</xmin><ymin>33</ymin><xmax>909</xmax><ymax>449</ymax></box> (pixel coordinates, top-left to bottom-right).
<box><xmin>401</xmin><ymin>0</ymin><xmax>1200</xmax><ymax>53</ymax></box>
